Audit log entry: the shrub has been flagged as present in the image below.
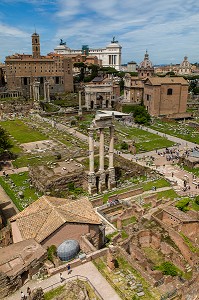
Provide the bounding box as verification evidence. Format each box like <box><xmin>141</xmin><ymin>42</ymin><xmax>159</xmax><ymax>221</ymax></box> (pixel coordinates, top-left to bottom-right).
<box><xmin>120</xmin><ymin>141</ymin><xmax>128</xmax><ymax>150</ymax></box>
<box><xmin>175</xmin><ymin>198</ymin><xmax>190</xmax><ymax>212</ymax></box>
<box><xmin>195</xmin><ymin>195</ymin><xmax>199</xmax><ymax>205</ymax></box>
<box><xmin>154</xmin><ymin>261</ymin><xmax>180</xmax><ymax>276</ymax></box>
<box><xmin>47</xmin><ymin>245</ymin><xmax>57</xmax><ymax>262</ymax></box>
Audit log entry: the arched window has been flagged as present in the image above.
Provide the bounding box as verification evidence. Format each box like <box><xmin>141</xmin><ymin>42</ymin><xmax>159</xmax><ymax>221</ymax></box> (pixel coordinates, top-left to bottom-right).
<box><xmin>167</xmin><ymin>88</ymin><xmax>173</xmax><ymax>95</ymax></box>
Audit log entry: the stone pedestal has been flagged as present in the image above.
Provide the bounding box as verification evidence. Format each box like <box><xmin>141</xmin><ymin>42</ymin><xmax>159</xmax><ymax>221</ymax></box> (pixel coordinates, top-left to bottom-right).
<box><xmin>88</xmin><ymin>172</ymin><xmax>97</xmax><ymax>195</ymax></box>
<box><xmin>98</xmin><ymin>171</ymin><xmax>106</xmax><ymax>193</ymax></box>
<box><xmin>108</xmin><ymin>167</ymin><xmax>116</xmax><ymax>189</ymax></box>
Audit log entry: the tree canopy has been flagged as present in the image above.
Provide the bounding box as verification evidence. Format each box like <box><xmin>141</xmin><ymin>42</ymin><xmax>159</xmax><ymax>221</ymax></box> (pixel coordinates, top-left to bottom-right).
<box><xmin>0</xmin><ymin>126</ymin><xmax>13</xmax><ymax>158</ymax></box>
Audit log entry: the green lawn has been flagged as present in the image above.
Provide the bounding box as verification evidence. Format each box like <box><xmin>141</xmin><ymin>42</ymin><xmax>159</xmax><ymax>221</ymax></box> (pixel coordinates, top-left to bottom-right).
<box><xmin>114</xmin><ymin>122</ymin><xmax>174</xmax><ymax>153</ymax></box>
<box><xmin>0</xmin><ymin>119</ymin><xmax>47</xmax><ymax>143</ymax></box>
<box><xmin>142</xmin><ymin>178</ymin><xmax>170</xmax><ymax>191</ymax></box>
<box><xmin>12</xmin><ymin>153</ymin><xmax>58</xmax><ymax>168</ymax></box>
<box><xmin>44</xmin><ymin>285</ymin><xmax>65</xmax><ymax>300</ymax></box>
<box><xmin>0</xmin><ymin>172</ymin><xmax>42</xmax><ymax>211</ymax></box>
<box><xmin>150</xmin><ymin>119</ymin><xmax>199</xmax><ymax>145</ymax></box>
<box><xmin>156</xmin><ymin>189</ymin><xmax>178</xmax><ymax>200</ymax></box>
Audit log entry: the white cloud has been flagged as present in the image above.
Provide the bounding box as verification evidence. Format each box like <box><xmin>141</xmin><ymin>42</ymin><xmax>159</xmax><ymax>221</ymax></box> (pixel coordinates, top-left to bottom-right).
<box><xmin>0</xmin><ymin>0</ymin><xmax>198</xmax><ymax>63</ymax></box>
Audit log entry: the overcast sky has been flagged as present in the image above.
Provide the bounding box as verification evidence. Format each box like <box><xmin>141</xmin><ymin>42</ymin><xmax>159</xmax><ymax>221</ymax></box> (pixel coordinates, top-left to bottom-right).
<box><xmin>0</xmin><ymin>0</ymin><xmax>199</xmax><ymax>65</ymax></box>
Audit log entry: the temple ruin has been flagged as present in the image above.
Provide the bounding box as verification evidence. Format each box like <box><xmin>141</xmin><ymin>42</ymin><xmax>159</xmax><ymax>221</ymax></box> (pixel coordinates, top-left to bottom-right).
<box><xmin>88</xmin><ymin>114</ymin><xmax>116</xmax><ymax>194</ymax></box>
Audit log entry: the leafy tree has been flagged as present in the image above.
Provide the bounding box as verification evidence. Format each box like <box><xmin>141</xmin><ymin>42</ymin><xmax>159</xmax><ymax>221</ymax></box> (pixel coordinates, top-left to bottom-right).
<box><xmin>0</xmin><ymin>126</ymin><xmax>12</xmax><ymax>158</ymax></box>
<box><xmin>133</xmin><ymin>105</ymin><xmax>151</xmax><ymax>125</ymax></box>
<box><xmin>120</xmin><ymin>141</ymin><xmax>128</xmax><ymax>150</ymax></box>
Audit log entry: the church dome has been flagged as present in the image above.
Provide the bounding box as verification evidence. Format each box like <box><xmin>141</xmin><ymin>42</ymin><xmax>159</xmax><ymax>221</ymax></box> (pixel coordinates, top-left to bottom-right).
<box><xmin>57</xmin><ymin>240</ymin><xmax>80</xmax><ymax>261</ymax></box>
<box><xmin>139</xmin><ymin>51</ymin><xmax>153</xmax><ymax>68</ymax></box>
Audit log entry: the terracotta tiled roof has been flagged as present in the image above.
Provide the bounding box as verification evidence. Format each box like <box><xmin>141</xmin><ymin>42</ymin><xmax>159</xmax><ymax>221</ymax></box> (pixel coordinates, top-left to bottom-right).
<box><xmin>10</xmin><ymin>196</ymin><xmax>101</xmax><ymax>243</ymax></box>
<box><xmin>146</xmin><ymin>77</ymin><xmax>188</xmax><ymax>85</ymax></box>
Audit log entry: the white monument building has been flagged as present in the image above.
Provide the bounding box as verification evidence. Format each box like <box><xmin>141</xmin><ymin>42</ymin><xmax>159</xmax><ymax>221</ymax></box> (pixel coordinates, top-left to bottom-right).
<box><xmin>54</xmin><ymin>37</ymin><xmax>122</xmax><ymax>71</ymax></box>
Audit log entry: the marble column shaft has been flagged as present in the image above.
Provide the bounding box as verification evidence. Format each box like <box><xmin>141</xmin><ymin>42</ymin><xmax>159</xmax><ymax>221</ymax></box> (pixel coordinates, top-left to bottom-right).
<box><xmin>99</xmin><ymin>128</ymin><xmax>104</xmax><ymax>171</ymax></box>
<box><xmin>109</xmin><ymin>125</ymin><xmax>114</xmax><ymax>168</ymax></box>
<box><xmin>89</xmin><ymin>129</ymin><xmax>94</xmax><ymax>173</ymax></box>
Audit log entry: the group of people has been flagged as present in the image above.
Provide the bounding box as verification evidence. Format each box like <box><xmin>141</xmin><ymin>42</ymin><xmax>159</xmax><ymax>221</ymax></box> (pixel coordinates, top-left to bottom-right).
<box><xmin>20</xmin><ymin>264</ymin><xmax>71</xmax><ymax>299</ymax></box>
<box><xmin>20</xmin><ymin>287</ymin><xmax>31</xmax><ymax>299</ymax></box>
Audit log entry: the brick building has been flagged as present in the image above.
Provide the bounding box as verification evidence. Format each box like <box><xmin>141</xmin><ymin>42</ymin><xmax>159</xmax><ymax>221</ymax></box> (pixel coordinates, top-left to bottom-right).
<box><xmin>144</xmin><ymin>77</ymin><xmax>188</xmax><ymax>116</ymax></box>
<box><xmin>123</xmin><ymin>73</ymin><xmax>144</xmax><ymax>103</ymax></box>
<box><xmin>10</xmin><ymin>195</ymin><xmax>104</xmax><ymax>250</ymax></box>
<box><xmin>5</xmin><ymin>32</ymin><xmax>73</xmax><ymax>99</ymax></box>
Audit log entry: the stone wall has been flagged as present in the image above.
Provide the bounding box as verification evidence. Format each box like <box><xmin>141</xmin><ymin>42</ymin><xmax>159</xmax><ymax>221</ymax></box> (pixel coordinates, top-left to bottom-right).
<box><xmin>116</xmin><ymin>246</ymin><xmax>157</xmax><ymax>286</ymax></box>
<box><xmin>29</xmin><ymin>166</ymin><xmax>86</xmax><ymax>193</ymax></box>
<box><xmin>152</xmin><ymin>215</ymin><xmax>198</xmax><ymax>267</ymax></box>
<box><xmin>41</xmin><ymin>222</ymin><xmax>103</xmax><ymax>250</ymax></box>
<box><xmin>0</xmin><ymin>226</ymin><xmax>12</xmax><ymax>247</ymax></box>
<box><xmin>80</xmin><ymin>235</ymin><xmax>97</xmax><ymax>254</ymax></box>
<box><xmin>180</xmin><ymin>222</ymin><xmax>199</xmax><ymax>242</ymax></box>
<box><xmin>91</xmin><ymin>197</ymin><xmax>104</xmax><ymax>208</ymax></box>
<box><xmin>0</xmin><ymin>272</ymin><xmax>22</xmax><ymax>299</ymax></box>
<box><xmin>108</xmin><ymin>188</ymin><xmax>144</xmax><ymax>202</ymax></box>
<box><xmin>48</xmin><ymin>248</ymin><xmax>108</xmax><ymax>276</ymax></box>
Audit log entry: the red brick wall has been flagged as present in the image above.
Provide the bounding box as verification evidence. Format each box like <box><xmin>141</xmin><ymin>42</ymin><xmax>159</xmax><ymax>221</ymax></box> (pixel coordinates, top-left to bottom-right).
<box><xmin>41</xmin><ymin>223</ymin><xmax>100</xmax><ymax>249</ymax></box>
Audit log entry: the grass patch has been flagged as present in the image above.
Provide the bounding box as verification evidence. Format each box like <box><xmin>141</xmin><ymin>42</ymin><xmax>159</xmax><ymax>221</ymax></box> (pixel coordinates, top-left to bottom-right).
<box><xmin>114</xmin><ymin>122</ymin><xmax>174</xmax><ymax>153</ymax></box>
<box><xmin>0</xmin><ymin>176</ymin><xmax>23</xmax><ymax>211</ymax></box>
<box><xmin>0</xmin><ymin>119</ymin><xmax>47</xmax><ymax>143</ymax></box>
<box><xmin>150</xmin><ymin>119</ymin><xmax>199</xmax><ymax>144</ymax></box>
<box><xmin>0</xmin><ymin>172</ymin><xmax>42</xmax><ymax>211</ymax></box>
<box><xmin>154</xmin><ymin>261</ymin><xmax>182</xmax><ymax>276</ymax></box>
<box><xmin>142</xmin><ymin>178</ymin><xmax>170</xmax><ymax>191</ymax></box>
<box><xmin>180</xmin><ymin>233</ymin><xmax>199</xmax><ymax>254</ymax></box>
<box><xmin>122</xmin><ymin>216</ymin><xmax>136</xmax><ymax>226</ymax></box>
<box><xmin>121</xmin><ymin>230</ymin><xmax>129</xmax><ymax>239</ymax></box>
<box><xmin>44</xmin><ymin>285</ymin><xmax>65</xmax><ymax>300</ymax></box>
<box><xmin>94</xmin><ymin>257</ymin><xmax>159</xmax><ymax>300</ymax></box>
<box><xmin>143</xmin><ymin>247</ymin><xmax>164</xmax><ymax>265</ymax></box>
<box><xmin>12</xmin><ymin>154</ymin><xmax>57</xmax><ymax>168</ymax></box>
<box><xmin>157</xmin><ymin>189</ymin><xmax>178</xmax><ymax>200</ymax></box>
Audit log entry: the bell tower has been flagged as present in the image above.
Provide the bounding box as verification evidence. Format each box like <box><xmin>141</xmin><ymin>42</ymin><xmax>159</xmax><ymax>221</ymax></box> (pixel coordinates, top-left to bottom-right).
<box><xmin>32</xmin><ymin>32</ymin><xmax>40</xmax><ymax>58</ymax></box>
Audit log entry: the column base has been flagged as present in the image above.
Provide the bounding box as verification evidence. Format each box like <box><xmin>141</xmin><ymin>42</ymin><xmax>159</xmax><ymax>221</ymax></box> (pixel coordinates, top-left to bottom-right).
<box><xmin>78</xmin><ymin>108</ymin><xmax>83</xmax><ymax>116</ymax></box>
<box><xmin>98</xmin><ymin>171</ymin><xmax>106</xmax><ymax>193</ymax></box>
<box><xmin>108</xmin><ymin>168</ymin><xmax>116</xmax><ymax>190</ymax></box>
<box><xmin>88</xmin><ymin>172</ymin><xmax>97</xmax><ymax>195</ymax></box>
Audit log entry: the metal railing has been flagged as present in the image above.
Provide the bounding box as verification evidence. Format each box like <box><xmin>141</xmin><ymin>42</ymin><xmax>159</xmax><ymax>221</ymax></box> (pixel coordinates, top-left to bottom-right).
<box><xmin>42</xmin><ymin>274</ymin><xmax>104</xmax><ymax>300</ymax></box>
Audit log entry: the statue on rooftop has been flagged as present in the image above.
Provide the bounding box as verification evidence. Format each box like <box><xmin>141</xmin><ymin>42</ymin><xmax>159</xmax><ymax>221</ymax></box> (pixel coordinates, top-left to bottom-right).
<box><xmin>60</xmin><ymin>39</ymin><xmax>66</xmax><ymax>45</ymax></box>
<box><xmin>111</xmin><ymin>36</ymin><xmax>118</xmax><ymax>43</ymax></box>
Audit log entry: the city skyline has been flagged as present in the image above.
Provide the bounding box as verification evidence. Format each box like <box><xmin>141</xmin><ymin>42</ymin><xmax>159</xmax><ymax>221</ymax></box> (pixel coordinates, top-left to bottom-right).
<box><xmin>0</xmin><ymin>0</ymin><xmax>199</xmax><ymax>65</ymax></box>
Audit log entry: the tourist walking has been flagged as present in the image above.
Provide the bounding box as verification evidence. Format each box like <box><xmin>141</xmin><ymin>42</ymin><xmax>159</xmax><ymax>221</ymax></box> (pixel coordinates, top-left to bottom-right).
<box><xmin>59</xmin><ymin>272</ymin><xmax>64</xmax><ymax>282</ymax></box>
<box><xmin>21</xmin><ymin>291</ymin><xmax>26</xmax><ymax>300</ymax></box>
<box><xmin>27</xmin><ymin>287</ymin><xmax>31</xmax><ymax>297</ymax></box>
<box><xmin>67</xmin><ymin>264</ymin><xmax>71</xmax><ymax>274</ymax></box>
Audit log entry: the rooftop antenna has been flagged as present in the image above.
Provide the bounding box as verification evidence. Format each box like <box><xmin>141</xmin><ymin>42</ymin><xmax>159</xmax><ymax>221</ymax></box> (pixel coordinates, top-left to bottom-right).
<box><xmin>34</xmin><ymin>24</ymin><xmax>37</xmax><ymax>34</ymax></box>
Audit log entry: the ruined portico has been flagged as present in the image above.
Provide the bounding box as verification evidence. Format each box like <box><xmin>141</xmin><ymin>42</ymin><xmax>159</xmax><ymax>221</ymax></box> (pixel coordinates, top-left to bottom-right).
<box><xmin>88</xmin><ymin>115</ymin><xmax>116</xmax><ymax>194</ymax></box>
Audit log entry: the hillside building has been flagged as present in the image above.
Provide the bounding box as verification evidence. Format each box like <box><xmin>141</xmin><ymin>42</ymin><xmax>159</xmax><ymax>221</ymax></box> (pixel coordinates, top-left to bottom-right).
<box><xmin>5</xmin><ymin>32</ymin><xmax>73</xmax><ymax>99</ymax></box>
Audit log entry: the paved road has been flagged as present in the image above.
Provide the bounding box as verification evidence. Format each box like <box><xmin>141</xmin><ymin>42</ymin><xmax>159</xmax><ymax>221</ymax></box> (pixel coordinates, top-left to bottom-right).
<box><xmin>6</xmin><ymin>261</ymin><xmax>121</xmax><ymax>300</ymax></box>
